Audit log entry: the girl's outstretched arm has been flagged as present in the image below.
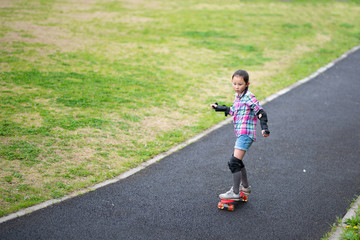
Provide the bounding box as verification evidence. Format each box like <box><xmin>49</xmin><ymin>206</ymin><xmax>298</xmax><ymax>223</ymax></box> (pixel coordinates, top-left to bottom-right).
<box><xmin>211</xmin><ymin>102</ymin><xmax>230</xmax><ymax>116</ymax></box>
<box><xmin>257</xmin><ymin>109</ymin><xmax>270</xmax><ymax>137</ymax></box>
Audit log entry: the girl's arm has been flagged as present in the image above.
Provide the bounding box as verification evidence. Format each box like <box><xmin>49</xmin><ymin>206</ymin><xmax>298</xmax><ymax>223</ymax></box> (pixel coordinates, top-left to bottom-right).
<box><xmin>248</xmin><ymin>94</ymin><xmax>270</xmax><ymax>137</ymax></box>
<box><xmin>256</xmin><ymin>109</ymin><xmax>270</xmax><ymax>137</ymax></box>
<box><xmin>211</xmin><ymin>103</ymin><xmax>230</xmax><ymax>116</ymax></box>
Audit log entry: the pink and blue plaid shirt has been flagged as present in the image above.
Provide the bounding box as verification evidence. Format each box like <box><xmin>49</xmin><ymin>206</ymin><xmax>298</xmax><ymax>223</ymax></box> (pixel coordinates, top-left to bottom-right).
<box><xmin>229</xmin><ymin>90</ymin><xmax>262</xmax><ymax>141</ymax></box>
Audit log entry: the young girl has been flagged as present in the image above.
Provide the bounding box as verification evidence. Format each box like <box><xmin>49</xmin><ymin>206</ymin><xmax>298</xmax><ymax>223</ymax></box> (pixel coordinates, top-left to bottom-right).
<box><xmin>211</xmin><ymin>69</ymin><xmax>270</xmax><ymax>199</ymax></box>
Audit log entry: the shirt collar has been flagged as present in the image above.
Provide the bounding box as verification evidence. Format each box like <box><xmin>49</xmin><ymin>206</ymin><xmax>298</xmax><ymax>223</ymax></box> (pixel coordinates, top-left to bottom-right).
<box><xmin>235</xmin><ymin>91</ymin><xmax>247</xmax><ymax>99</ymax></box>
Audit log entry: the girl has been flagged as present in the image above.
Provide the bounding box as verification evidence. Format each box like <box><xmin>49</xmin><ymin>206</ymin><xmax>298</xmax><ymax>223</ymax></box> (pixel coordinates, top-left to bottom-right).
<box><xmin>211</xmin><ymin>69</ymin><xmax>270</xmax><ymax>199</ymax></box>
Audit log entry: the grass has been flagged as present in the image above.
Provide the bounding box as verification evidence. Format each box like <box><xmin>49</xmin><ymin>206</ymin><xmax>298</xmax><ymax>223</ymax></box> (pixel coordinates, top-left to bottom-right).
<box><xmin>321</xmin><ymin>198</ymin><xmax>360</xmax><ymax>240</ymax></box>
<box><xmin>342</xmin><ymin>205</ymin><xmax>360</xmax><ymax>240</ymax></box>
<box><xmin>1</xmin><ymin>0</ymin><xmax>360</xmax><ymax>217</ymax></box>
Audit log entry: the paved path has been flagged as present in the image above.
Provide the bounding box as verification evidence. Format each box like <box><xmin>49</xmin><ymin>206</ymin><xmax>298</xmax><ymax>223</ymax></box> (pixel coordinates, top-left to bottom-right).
<box><xmin>1</xmin><ymin>48</ymin><xmax>360</xmax><ymax>240</ymax></box>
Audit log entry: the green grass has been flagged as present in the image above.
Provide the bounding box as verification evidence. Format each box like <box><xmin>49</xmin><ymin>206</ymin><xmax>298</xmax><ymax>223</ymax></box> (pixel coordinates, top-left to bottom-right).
<box><xmin>321</xmin><ymin>197</ymin><xmax>360</xmax><ymax>240</ymax></box>
<box><xmin>1</xmin><ymin>0</ymin><xmax>360</xmax><ymax>217</ymax></box>
<box><xmin>342</xmin><ymin>205</ymin><xmax>360</xmax><ymax>240</ymax></box>
<box><xmin>340</xmin><ymin>198</ymin><xmax>360</xmax><ymax>240</ymax></box>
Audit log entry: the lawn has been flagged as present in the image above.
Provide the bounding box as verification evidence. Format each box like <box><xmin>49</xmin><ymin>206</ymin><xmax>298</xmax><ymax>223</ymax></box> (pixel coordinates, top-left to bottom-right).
<box><xmin>1</xmin><ymin>0</ymin><xmax>360</xmax><ymax>217</ymax></box>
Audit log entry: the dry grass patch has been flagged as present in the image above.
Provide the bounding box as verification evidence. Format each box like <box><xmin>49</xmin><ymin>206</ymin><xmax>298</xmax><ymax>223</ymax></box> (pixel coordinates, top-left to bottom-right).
<box><xmin>1</xmin><ymin>21</ymin><xmax>79</xmax><ymax>51</ymax></box>
<box><xmin>12</xmin><ymin>112</ymin><xmax>43</xmax><ymax>128</ymax></box>
<box><xmin>141</xmin><ymin>108</ymin><xmax>198</xmax><ymax>135</ymax></box>
<box><xmin>252</xmin><ymin>33</ymin><xmax>332</xmax><ymax>86</ymax></box>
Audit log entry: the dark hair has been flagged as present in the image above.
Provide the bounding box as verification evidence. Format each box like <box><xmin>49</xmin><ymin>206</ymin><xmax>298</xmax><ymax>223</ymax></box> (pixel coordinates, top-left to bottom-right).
<box><xmin>232</xmin><ymin>69</ymin><xmax>249</xmax><ymax>96</ymax></box>
<box><xmin>232</xmin><ymin>69</ymin><xmax>249</xmax><ymax>83</ymax></box>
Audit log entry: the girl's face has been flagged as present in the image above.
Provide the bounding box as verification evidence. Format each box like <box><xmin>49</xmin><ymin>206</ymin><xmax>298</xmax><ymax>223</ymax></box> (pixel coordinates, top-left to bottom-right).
<box><xmin>232</xmin><ymin>75</ymin><xmax>249</xmax><ymax>95</ymax></box>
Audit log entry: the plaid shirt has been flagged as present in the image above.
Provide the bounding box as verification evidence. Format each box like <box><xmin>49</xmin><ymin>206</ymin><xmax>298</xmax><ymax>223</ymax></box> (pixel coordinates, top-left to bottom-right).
<box><xmin>229</xmin><ymin>90</ymin><xmax>262</xmax><ymax>141</ymax></box>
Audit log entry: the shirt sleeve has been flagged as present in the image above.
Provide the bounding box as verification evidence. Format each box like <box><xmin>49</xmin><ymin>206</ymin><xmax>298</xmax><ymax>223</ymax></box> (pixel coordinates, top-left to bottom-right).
<box><xmin>229</xmin><ymin>104</ymin><xmax>235</xmax><ymax>116</ymax></box>
<box><xmin>228</xmin><ymin>95</ymin><xmax>237</xmax><ymax>116</ymax></box>
<box><xmin>249</xmin><ymin>94</ymin><xmax>262</xmax><ymax>114</ymax></box>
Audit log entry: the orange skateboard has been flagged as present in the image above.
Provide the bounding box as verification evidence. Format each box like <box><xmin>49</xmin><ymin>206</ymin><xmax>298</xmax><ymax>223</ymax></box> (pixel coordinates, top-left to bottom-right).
<box><xmin>217</xmin><ymin>192</ymin><xmax>248</xmax><ymax>211</ymax></box>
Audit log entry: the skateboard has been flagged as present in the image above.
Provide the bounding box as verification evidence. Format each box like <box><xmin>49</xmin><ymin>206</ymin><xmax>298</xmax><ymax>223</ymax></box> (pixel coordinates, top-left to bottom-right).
<box><xmin>217</xmin><ymin>192</ymin><xmax>248</xmax><ymax>211</ymax></box>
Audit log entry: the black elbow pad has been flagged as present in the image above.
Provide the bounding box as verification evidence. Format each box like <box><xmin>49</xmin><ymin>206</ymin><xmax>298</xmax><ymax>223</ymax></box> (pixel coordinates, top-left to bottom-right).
<box><xmin>257</xmin><ymin>109</ymin><xmax>270</xmax><ymax>133</ymax></box>
<box><xmin>214</xmin><ymin>103</ymin><xmax>230</xmax><ymax>116</ymax></box>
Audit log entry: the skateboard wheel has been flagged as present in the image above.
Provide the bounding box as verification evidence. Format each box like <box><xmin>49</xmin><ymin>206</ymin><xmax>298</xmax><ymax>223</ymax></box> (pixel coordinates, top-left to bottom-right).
<box><xmin>218</xmin><ymin>202</ymin><xmax>224</xmax><ymax>209</ymax></box>
<box><xmin>228</xmin><ymin>205</ymin><xmax>235</xmax><ymax>211</ymax></box>
<box><xmin>240</xmin><ymin>192</ymin><xmax>248</xmax><ymax>202</ymax></box>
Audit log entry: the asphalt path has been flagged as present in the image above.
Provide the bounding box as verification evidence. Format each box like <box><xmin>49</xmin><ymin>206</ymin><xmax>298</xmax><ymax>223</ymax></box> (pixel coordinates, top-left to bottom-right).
<box><xmin>1</xmin><ymin>48</ymin><xmax>360</xmax><ymax>240</ymax></box>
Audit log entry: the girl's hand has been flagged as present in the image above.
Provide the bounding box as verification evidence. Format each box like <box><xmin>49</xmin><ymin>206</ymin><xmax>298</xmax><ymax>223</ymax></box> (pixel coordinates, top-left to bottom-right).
<box><xmin>210</xmin><ymin>103</ymin><xmax>217</xmax><ymax>109</ymax></box>
<box><xmin>262</xmin><ymin>130</ymin><xmax>270</xmax><ymax>137</ymax></box>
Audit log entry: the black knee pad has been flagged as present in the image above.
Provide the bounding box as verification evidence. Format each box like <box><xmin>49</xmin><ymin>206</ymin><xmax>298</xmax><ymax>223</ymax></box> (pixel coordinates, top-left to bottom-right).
<box><xmin>228</xmin><ymin>155</ymin><xmax>245</xmax><ymax>173</ymax></box>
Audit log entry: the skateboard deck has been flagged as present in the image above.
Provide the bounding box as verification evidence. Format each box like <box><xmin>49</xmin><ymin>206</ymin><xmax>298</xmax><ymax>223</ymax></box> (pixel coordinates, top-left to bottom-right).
<box><xmin>217</xmin><ymin>192</ymin><xmax>248</xmax><ymax>211</ymax></box>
